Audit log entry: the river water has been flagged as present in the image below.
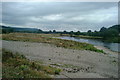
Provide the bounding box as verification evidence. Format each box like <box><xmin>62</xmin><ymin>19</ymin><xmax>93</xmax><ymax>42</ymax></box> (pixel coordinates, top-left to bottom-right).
<box><xmin>57</xmin><ymin>36</ymin><xmax>120</xmax><ymax>52</ymax></box>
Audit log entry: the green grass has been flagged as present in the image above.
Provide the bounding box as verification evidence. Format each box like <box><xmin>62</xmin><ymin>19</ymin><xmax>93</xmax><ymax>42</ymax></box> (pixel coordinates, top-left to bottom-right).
<box><xmin>60</xmin><ymin>34</ymin><xmax>103</xmax><ymax>39</ymax></box>
<box><xmin>2</xmin><ymin>49</ymin><xmax>61</xmax><ymax>78</ymax></box>
<box><xmin>2</xmin><ymin>33</ymin><xmax>104</xmax><ymax>53</ymax></box>
<box><xmin>74</xmin><ymin>35</ymin><xmax>103</xmax><ymax>39</ymax></box>
<box><xmin>103</xmin><ymin>37</ymin><xmax>120</xmax><ymax>43</ymax></box>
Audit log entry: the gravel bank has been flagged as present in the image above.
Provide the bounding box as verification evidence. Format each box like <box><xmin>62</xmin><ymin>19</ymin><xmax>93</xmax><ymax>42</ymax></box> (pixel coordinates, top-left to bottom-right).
<box><xmin>2</xmin><ymin>40</ymin><xmax>118</xmax><ymax>78</ymax></box>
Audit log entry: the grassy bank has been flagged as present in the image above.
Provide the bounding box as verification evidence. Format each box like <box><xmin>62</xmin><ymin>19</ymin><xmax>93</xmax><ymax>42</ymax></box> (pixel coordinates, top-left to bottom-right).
<box><xmin>2</xmin><ymin>33</ymin><xmax>104</xmax><ymax>53</ymax></box>
<box><xmin>2</xmin><ymin>49</ymin><xmax>61</xmax><ymax>78</ymax></box>
<box><xmin>77</xmin><ymin>35</ymin><xmax>120</xmax><ymax>43</ymax></box>
<box><xmin>74</xmin><ymin>35</ymin><xmax>103</xmax><ymax>39</ymax></box>
<box><xmin>102</xmin><ymin>37</ymin><xmax>120</xmax><ymax>43</ymax></box>
<box><xmin>60</xmin><ymin>34</ymin><xmax>103</xmax><ymax>39</ymax></box>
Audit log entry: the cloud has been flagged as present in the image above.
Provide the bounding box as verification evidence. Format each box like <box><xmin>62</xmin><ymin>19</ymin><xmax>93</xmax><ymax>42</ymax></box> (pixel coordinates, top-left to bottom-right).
<box><xmin>1</xmin><ymin>2</ymin><xmax>118</xmax><ymax>32</ymax></box>
<box><xmin>43</xmin><ymin>14</ymin><xmax>62</xmax><ymax>21</ymax></box>
<box><xmin>32</xmin><ymin>14</ymin><xmax>64</xmax><ymax>21</ymax></box>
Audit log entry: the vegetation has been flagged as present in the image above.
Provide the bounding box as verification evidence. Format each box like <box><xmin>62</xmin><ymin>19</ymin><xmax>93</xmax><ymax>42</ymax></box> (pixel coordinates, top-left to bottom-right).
<box><xmin>59</xmin><ymin>25</ymin><xmax>119</xmax><ymax>42</ymax></box>
<box><xmin>1</xmin><ymin>24</ymin><xmax>120</xmax><ymax>43</ymax></box>
<box><xmin>1</xmin><ymin>25</ymin><xmax>42</xmax><ymax>33</ymax></box>
<box><xmin>79</xmin><ymin>25</ymin><xmax>120</xmax><ymax>43</ymax></box>
<box><xmin>61</xmin><ymin>25</ymin><xmax>120</xmax><ymax>43</ymax></box>
<box><xmin>2</xmin><ymin>49</ymin><xmax>61</xmax><ymax>78</ymax></box>
<box><xmin>72</xmin><ymin>35</ymin><xmax>102</xmax><ymax>39</ymax></box>
<box><xmin>2</xmin><ymin>33</ymin><xmax>104</xmax><ymax>53</ymax></box>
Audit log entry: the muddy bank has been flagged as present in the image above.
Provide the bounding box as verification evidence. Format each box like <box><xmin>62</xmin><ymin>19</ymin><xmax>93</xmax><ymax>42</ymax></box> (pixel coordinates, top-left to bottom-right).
<box><xmin>2</xmin><ymin>40</ymin><xmax>118</xmax><ymax>78</ymax></box>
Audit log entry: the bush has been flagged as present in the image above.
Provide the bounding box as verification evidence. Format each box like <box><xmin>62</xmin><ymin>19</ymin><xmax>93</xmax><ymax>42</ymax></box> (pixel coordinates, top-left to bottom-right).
<box><xmin>55</xmin><ymin>69</ymin><xmax>61</xmax><ymax>74</ymax></box>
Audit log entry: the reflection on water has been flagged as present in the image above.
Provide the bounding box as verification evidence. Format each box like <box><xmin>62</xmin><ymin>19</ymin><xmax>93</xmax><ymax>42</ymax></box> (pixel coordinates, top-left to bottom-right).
<box><xmin>57</xmin><ymin>36</ymin><xmax>120</xmax><ymax>52</ymax></box>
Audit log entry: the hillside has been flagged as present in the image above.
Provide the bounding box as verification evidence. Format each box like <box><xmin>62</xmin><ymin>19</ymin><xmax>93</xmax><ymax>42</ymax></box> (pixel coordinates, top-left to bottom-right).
<box><xmin>0</xmin><ymin>25</ymin><xmax>42</xmax><ymax>33</ymax></box>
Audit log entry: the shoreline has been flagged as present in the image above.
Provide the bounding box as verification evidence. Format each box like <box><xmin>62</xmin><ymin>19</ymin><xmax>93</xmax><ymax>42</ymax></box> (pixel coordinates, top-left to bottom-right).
<box><xmin>94</xmin><ymin>45</ymin><xmax>118</xmax><ymax>58</ymax></box>
<box><xmin>2</xmin><ymin>40</ymin><xmax>118</xmax><ymax>78</ymax></box>
<box><xmin>60</xmin><ymin>35</ymin><xmax>120</xmax><ymax>43</ymax></box>
<box><xmin>95</xmin><ymin>45</ymin><xmax>119</xmax><ymax>54</ymax></box>
<box><xmin>56</xmin><ymin>36</ymin><xmax>119</xmax><ymax>53</ymax></box>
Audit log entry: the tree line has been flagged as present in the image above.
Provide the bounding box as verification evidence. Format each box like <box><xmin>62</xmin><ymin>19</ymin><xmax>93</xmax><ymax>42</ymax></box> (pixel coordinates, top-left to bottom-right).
<box><xmin>1</xmin><ymin>25</ymin><xmax>120</xmax><ymax>42</ymax></box>
<box><xmin>48</xmin><ymin>25</ymin><xmax>120</xmax><ymax>39</ymax></box>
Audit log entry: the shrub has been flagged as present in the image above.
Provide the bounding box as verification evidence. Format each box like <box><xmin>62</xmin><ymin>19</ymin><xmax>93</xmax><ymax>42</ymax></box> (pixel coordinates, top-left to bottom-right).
<box><xmin>55</xmin><ymin>69</ymin><xmax>61</xmax><ymax>74</ymax></box>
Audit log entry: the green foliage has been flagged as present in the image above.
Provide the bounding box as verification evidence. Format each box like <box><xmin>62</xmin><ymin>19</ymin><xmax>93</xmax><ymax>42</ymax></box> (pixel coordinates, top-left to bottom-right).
<box><xmin>2</xmin><ymin>27</ymin><xmax>14</xmax><ymax>34</ymax></box>
<box><xmin>74</xmin><ymin>31</ymin><xmax>81</xmax><ymax>35</ymax></box>
<box><xmin>84</xmin><ymin>25</ymin><xmax>120</xmax><ymax>43</ymax></box>
<box><xmin>1</xmin><ymin>24</ymin><xmax>120</xmax><ymax>43</ymax></box>
<box><xmin>69</xmin><ymin>31</ymin><xmax>74</xmax><ymax>37</ymax></box>
<box><xmin>19</xmin><ymin>65</ymin><xmax>30</xmax><ymax>71</ymax></box>
<box><xmin>53</xmin><ymin>30</ymin><xmax>56</xmax><ymax>33</ymax></box>
<box><xmin>100</xmin><ymin>27</ymin><xmax>107</xmax><ymax>32</ymax></box>
<box><xmin>54</xmin><ymin>69</ymin><xmax>61</xmax><ymax>74</ymax></box>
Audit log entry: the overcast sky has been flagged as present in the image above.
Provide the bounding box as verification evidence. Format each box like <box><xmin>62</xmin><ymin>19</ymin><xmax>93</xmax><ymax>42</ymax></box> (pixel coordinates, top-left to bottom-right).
<box><xmin>2</xmin><ymin>2</ymin><xmax>118</xmax><ymax>32</ymax></box>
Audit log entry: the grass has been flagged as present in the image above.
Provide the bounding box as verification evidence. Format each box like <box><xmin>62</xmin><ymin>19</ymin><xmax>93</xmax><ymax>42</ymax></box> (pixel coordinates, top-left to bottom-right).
<box><xmin>103</xmin><ymin>37</ymin><xmax>120</xmax><ymax>43</ymax></box>
<box><xmin>60</xmin><ymin>34</ymin><xmax>103</xmax><ymax>39</ymax></box>
<box><xmin>76</xmin><ymin>35</ymin><xmax>103</xmax><ymax>39</ymax></box>
<box><xmin>2</xmin><ymin>49</ymin><xmax>61</xmax><ymax>78</ymax></box>
<box><xmin>2</xmin><ymin>33</ymin><xmax>104</xmax><ymax>53</ymax></box>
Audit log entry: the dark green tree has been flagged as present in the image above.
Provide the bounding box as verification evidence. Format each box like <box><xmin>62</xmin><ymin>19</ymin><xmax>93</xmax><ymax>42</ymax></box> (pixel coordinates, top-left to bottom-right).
<box><xmin>70</xmin><ymin>31</ymin><xmax>74</xmax><ymax>37</ymax></box>
<box><xmin>53</xmin><ymin>30</ymin><xmax>56</xmax><ymax>33</ymax></box>
<box><xmin>87</xmin><ymin>30</ymin><xmax>92</xmax><ymax>36</ymax></box>
<box><xmin>100</xmin><ymin>27</ymin><xmax>107</xmax><ymax>32</ymax></box>
<box><xmin>63</xmin><ymin>30</ymin><xmax>67</xmax><ymax>34</ymax></box>
<box><xmin>75</xmin><ymin>31</ymin><xmax>80</xmax><ymax>35</ymax></box>
<box><xmin>49</xmin><ymin>30</ymin><xmax>52</xmax><ymax>33</ymax></box>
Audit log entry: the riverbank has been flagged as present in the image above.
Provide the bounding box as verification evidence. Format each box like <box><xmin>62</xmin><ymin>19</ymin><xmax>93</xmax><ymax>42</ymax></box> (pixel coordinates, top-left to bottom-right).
<box><xmin>72</xmin><ymin>35</ymin><xmax>103</xmax><ymax>39</ymax></box>
<box><xmin>94</xmin><ymin>46</ymin><xmax>118</xmax><ymax>58</ymax></box>
<box><xmin>60</xmin><ymin>34</ymin><xmax>120</xmax><ymax>43</ymax></box>
<box><xmin>2</xmin><ymin>33</ymin><xmax>104</xmax><ymax>53</ymax></box>
<box><xmin>56</xmin><ymin>36</ymin><xmax>120</xmax><ymax>52</ymax></box>
<box><xmin>2</xmin><ymin>40</ymin><xmax>118</xmax><ymax>78</ymax></box>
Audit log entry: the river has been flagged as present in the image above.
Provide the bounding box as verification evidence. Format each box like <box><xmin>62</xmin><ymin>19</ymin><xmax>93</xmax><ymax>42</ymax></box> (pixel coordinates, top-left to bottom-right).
<box><xmin>57</xmin><ymin>36</ymin><xmax>120</xmax><ymax>52</ymax></box>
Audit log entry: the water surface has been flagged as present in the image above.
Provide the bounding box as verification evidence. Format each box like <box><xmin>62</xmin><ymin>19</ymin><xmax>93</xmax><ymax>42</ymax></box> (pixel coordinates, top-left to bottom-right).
<box><xmin>57</xmin><ymin>36</ymin><xmax>120</xmax><ymax>52</ymax></box>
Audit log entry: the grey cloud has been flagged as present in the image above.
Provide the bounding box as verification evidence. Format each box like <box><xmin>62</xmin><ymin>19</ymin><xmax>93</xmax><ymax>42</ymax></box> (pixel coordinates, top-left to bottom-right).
<box><xmin>2</xmin><ymin>2</ymin><xmax>118</xmax><ymax>31</ymax></box>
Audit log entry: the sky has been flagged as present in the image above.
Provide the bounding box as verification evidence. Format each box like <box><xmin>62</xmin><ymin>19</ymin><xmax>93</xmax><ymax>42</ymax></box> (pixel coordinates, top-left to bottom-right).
<box><xmin>1</xmin><ymin>2</ymin><xmax>118</xmax><ymax>32</ymax></box>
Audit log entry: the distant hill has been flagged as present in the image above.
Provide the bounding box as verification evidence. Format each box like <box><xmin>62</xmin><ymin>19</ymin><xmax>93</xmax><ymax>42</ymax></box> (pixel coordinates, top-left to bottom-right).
<box><xmin>0</xmin><ymin>25</ymin><xmax>43</xmax><ymax>33</ymax></box>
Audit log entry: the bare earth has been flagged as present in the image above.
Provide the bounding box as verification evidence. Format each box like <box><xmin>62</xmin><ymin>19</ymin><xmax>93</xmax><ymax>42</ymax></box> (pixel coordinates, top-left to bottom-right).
<box><xmin>2</xmin><ymin>40</ymin><xmax>118</xmax><ymax>78</ymax></box>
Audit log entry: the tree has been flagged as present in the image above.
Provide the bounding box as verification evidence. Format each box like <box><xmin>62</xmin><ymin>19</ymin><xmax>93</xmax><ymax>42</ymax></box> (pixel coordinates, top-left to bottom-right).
<box><xmin>87</xmin><ymin>30</ymin><xmax>92</xmax><ymax>36</ymax></box>
<box><xmin>49</xmin><ymin>30</ymin><xmax>52</xmax><ymax>33</ymax></box>
<box><xmin>87</xmin><ymin>30</ymin><xmax>92</xmax><ymax>33</ymax></box>
<box><xmin>100</xmin><ymin>27</ymin><xmax>107</xmax><ymax>32</ymax></box>
<box><xmin>75</xmin><ymin>31</ymin><xmax>80</xmax><ymax>35</ymax></box>
<box><xmin>104</xmin><ymin>29</ymin><xmax>119</xmax><ymax>38</ymax></box>
<box><xmin>63</xmin><ymin>30</ymin><xmax>67</xmax><ymax>34</ymax></box>
<box><xmin>69</xmin><ymin>31</ymin><xmax>74</xmax><ymax>37</ymax></box>
<box><xmin>2</xmin><ymin>28</ymin><xmax>13</xmax><ymax>33</ymax></box>
<box><xmin>38</xmin><ymin>29</ymin><xmax>43</xmax><ymax>33</ymax></box>
<box><xmin>53</xmin><ymin>30</ymin><xmax>56</xmax><ymax>33</ymax></box>
<box><xmin>93</xmin><ymin>30</ymin><xmax>99</xmax><ymax>36</ymax></box>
